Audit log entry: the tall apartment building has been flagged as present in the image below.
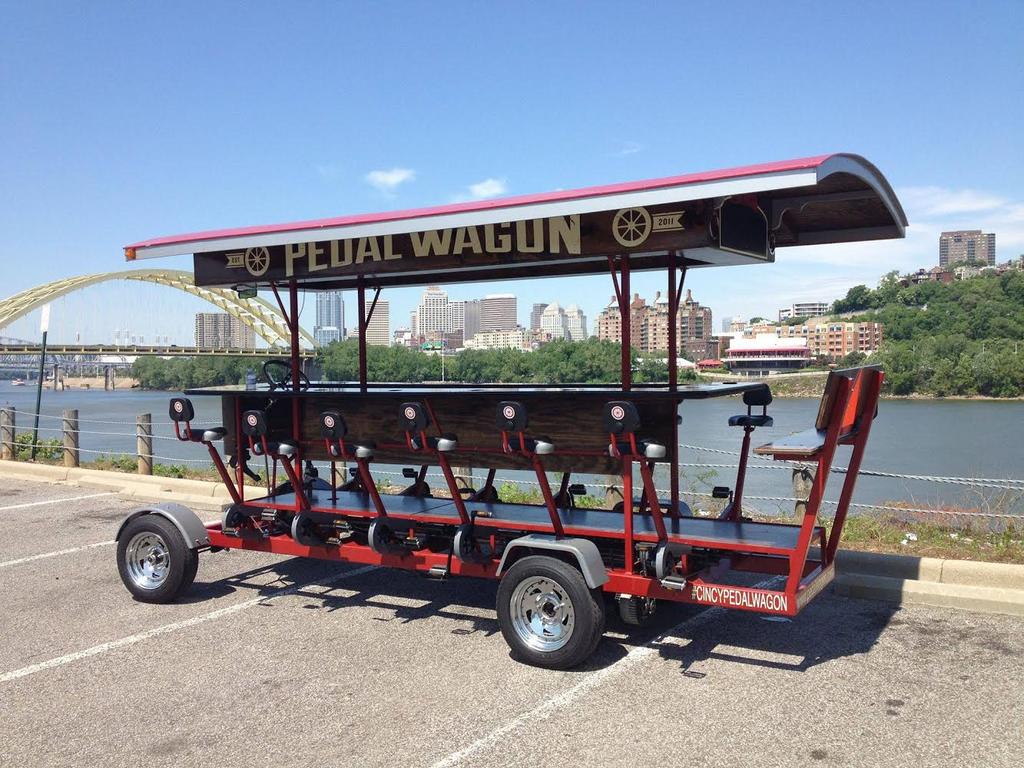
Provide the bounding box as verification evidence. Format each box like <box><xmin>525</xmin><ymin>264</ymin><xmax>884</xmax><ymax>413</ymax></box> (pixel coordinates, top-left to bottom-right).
<box><xmin>594</xmin><ymin>294</ymin><xmax>646</xmax><ymax>351</ymax></box>
<box><xmin>679</xmin><ymin>289</ymin><xmax>712</xmax><ymax>341</ymax></box>
<box><xmin>480</xmin><ymin>294</ymin><xmax>517</xmax><ymax>331</ymax></box>
<box><xmin>778</xmin><ymin>301</ymin><xmax>832</xmax><ymax>321</ymax></box>
<box><xmin>447</xmin><ymin>300</ymin><xmax>465</xmax><ymax>338</ymax></box>
<box><xmin>416</xmin><ymin>286</ymin><xmax>450</xmax><ymax>339</ymax></box>
<box><xmin>530</xmin><ymin>303</ymin><xmax>549</xmax><ymax>331</ymax></box>
<box><xmin>194</xmin><ymin>313</ymin><xmax>255</xmax><ymax>348</ymax></box>
<box><xmin>563</xmin><ymin>304</ymin><xmax>587</xmax><ymax>341</ymax></box>
<box><xmin>596</xmin><ymin>290</ymin><xmax>712</xmax><ymax>355</ymax></box>
<box><xmin>365</xmin><ymin>299</ymin><xmax>390</xmax><ymax>346</ymax></box>
<box><xmin>939</xmin><ymin>230</ymin><xmax>996</xmax><ymax>267</ymax></box>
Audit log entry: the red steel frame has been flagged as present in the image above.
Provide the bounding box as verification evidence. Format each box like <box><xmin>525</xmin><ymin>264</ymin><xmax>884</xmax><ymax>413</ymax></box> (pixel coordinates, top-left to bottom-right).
<box><xmin>180</xmin><ymin>256</ymin><xmax>883</xmax><ymax>620</ymax></box>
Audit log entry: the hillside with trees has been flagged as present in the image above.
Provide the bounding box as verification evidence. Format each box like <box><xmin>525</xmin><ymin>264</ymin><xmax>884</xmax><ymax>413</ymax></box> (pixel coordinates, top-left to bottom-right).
<box><xmin>833</xmin><ymin>270</ymin><xmax>1024</xmax><ymax>396</ymax></box>
<box><xmin>132</xmin><ymin>339</ymin><xmax>693</xmax><ymax>389</ymax></box>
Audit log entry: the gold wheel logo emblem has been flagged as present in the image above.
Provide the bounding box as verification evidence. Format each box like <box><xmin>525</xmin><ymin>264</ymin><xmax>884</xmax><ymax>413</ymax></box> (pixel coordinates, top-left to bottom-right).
<box><xmin>612</xmin><ymin>207</ymin><xmax>652</xmax><ymax>248</ymax></box>
<box><xmin>244</xmin><ymin>247</ymin><xmax>270</xmax><ymax>277</ymax></box>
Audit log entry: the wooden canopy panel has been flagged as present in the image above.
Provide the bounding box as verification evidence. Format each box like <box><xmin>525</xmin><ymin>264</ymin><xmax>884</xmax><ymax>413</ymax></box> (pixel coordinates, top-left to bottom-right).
<box><xmin>125</xmin><ymin>154</ymin><xmax>906</xmax><ymax>290</ymax></box>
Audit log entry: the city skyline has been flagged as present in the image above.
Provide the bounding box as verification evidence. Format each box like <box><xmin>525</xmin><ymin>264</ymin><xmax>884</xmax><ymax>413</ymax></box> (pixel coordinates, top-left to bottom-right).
<box><xmin>1</xmin><ymin>4</ymin><xmax>1021</xmax><ymax>345</ymax></box>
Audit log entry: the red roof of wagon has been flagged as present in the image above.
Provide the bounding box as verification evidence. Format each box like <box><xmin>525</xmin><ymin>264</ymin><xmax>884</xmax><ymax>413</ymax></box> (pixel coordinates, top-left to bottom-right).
<box><xmin>124</xmin><ymin>153</ymin><xmax>906</xmax><ymax>260</ymax></box>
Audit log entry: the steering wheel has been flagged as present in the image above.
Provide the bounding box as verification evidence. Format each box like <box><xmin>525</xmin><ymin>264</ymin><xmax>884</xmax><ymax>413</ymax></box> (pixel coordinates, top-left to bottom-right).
<box><xmin>262</xmin><ymin>359</ymin><xmax>311</xmax><ymax>391</ymax></box>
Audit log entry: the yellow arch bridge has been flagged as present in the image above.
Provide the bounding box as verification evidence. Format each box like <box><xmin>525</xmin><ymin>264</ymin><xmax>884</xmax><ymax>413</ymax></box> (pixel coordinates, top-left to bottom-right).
<box><xmin>0</xmin><ymin>269</ymin><xmax>317</xmax><ymax>355</ymax></box>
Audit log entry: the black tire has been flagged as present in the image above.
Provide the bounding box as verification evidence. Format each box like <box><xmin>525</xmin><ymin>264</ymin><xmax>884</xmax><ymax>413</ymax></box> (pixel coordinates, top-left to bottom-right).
<box><xmin>617</xmin><ymin>595</ymin><xmax>658</xmax><ymax>628</ymax></box>
<box><xmin>117</xmin><ymin>515</ymin><xmax>199</xmax><ymax>603</ymax></box>
<box><xmin>496</xmin><ymin>555</ymin><xmax>605</xmax><ymax>670</ymax></box>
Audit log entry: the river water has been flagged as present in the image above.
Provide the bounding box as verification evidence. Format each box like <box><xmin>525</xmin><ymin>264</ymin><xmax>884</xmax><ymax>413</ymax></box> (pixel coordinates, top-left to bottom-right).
<box><xmin>3</xmin><ymin>383</ymin><xmax>1022</xmax><ymax>517</ymax></box>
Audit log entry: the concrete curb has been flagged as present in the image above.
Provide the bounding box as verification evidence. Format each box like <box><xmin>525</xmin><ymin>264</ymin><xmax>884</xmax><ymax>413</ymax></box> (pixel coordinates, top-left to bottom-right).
<box><xmin>2</xmin><ymin>460</ymin><xmax>1023</xmax><ymax>615</ymax></box>
<box><xmin>834</xmin><ymin>550</ymin><xmax>1024</xmax><ymax>616</ymax></box>
<box><xmin>0</xmin><ymin>460</ymin><xmax>230</xmax><ymax>512</ymax></box>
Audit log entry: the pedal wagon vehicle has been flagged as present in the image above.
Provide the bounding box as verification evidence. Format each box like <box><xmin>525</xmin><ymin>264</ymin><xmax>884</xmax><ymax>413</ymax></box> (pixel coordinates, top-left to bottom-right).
<box><xmin>115</xmin><ymin>154</ymin><xmax>905</xmax><ymax>668</ymax></box>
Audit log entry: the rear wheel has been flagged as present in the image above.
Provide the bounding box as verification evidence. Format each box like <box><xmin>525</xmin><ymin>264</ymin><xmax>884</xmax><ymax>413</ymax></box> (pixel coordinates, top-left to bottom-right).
<box><xmin>617</xmin><ymin>595</ymin><xmax>658</xmax><ymax>627</ymax></box>
<box><xmin>117</xmin><ymin>515</ymin><xmax>198</xmax><ymax>603</ymax></box>
<box><xmin>496</xmin><ymin>556</ymin><xmax>605</xmax><ymax>669</ymax></box>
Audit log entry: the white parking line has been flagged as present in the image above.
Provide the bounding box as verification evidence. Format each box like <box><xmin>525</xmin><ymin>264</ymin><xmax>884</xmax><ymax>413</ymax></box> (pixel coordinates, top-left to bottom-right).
<box><xmin>0</xmin><ymin>564</ymin><xmax>377</xmax><ymax>684</ymax></box>
<box><xmin>0</xmin><ymin>540</ymin><xmax>115</xmax><ymax>569</ymax></box>
<box><xmin>429</xmin><ymin>577</ymin><xmax>781</xmax><ymax>768</ymax></box>
<box><xmin>0</xmin><ymin>492</ymin><xmax>116</xmax><ymax>512</ymax></box>
<box><xmin>0</xmin><ymin>518</ymin><xmax>221</xmax><ymax>569</ymax></box>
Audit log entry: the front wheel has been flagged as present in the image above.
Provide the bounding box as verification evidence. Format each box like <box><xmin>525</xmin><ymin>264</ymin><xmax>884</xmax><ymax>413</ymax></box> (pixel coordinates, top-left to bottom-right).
<box><xmin>496</xmin><ymin>556</ymin><xmax>605</xmax><ymax>669</ymax></box>
<box><xmin>117</xmin><ymin>515</ymin><xmax>199</xmax><ymax>603</ymax></box>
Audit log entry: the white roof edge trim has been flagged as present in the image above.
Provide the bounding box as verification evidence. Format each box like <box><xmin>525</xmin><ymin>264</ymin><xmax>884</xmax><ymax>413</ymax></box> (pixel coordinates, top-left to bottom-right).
<box><xmin>816</xmin><ymin>154</ymin><xmax>908</xmax><ymax>234</ymax></box>
<box><xmin>131</xmin><ymin>168</ymin><xmax>818</xmax><ymax>260</ymax></box>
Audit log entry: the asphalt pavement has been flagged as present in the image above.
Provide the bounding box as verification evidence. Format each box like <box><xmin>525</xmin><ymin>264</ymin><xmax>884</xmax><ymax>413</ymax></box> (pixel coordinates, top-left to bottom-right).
<box><xmin>1</xmin><ymin>478</ymin><xmax>1022</xmax><ymax>768</ymax></box>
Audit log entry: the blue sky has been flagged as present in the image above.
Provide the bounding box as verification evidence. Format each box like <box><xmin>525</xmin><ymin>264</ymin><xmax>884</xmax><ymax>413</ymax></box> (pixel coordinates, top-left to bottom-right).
<box><xmin>1</xmin><ymin>0</ymin><xmax>1022</xmax><ymax>344</ymax></box>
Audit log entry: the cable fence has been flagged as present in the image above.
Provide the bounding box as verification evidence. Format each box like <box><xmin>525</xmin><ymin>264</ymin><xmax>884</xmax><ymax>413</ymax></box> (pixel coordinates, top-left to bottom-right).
<box><xmin>2</xmin><ymin>405</ymin><xmax>1021</xmax><ymax>520</ymax></box>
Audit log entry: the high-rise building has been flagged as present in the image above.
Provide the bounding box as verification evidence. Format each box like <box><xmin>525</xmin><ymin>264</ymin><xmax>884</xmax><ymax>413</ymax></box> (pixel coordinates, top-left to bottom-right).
<box><xmin>417</xmin><ymin>286</ymin><xmax>449</xmax><ymax>339</ymax></box>
<box><xmin>314</xmin><ymin>290</ymin><xmax>345</xmax><ymax>343</ymax></box>
<box><xmin>530</xmin><ymin>303</ymin><xmax>549</xmax><ymax>331</ymax></box>
<box><xmin>680</xmin><ymin>289</ymin><xmax>712</xmax><ymax>342</ymax></box>
<box><xmin>365</xmin><ymin>299</ymin><xmax>390</xmax><ymax>346</ymax></box>
<box><xmin>939</xmin><ymin>230</ymin><xmax>996</xmax><ymax>267</ymax></box>
<box><xmin>540</xmin><ymin>302</ymin><xmax>569</xmax><ymax>340</ymax></box>
<box><xmin>563</xmin><ymin>304</ymin><xmax>588</xmax><ymax>341</ymax></box>
<box><xmin>194</xmin><ymin>313</ymin><xmax>255</xmax><ymax>348</ymax></box>
<box><xmin>447</xmin><ymin>300</ymin><xmax>465</xmax><ymax>335</ymax></box>
<box><xmin>314</xmin><ymin>326</ymin><xmax>342</xmax><ymax>346</ymax></box>
<box><xmin>464</xmin><ymin>300</ymin><xmax>481</xmax><ymax>341</ymax></box>
<box><xmin>721</xmin><ymin>316</ymin><xmax>733</xmax><ymax>333</ymax></box>
<box><xmin>595</xmin><ymin>290</ymin><xmax>712</xmax><ymax>355</ymax></box>
<box><xmin>480</xmin><ymin>294</ymin><xmax>517</xmax><ymax>331</ymax></box>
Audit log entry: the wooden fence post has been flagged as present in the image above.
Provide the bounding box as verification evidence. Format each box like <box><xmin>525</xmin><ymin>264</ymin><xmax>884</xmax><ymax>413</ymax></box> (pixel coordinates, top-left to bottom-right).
<box><xmin>792</xmin><ymin>464</ymin><xmax>815</xmax><ymax>518</ymax></box>
<box><xmin>0</xmin><ymin>407</ymin><xmax>14</xmax><ymax>461</ymax></box>
<box><xmin>63</xmin><ymin>409</ymin><xmax>79</xmax><ymax>468</ymax></box>
<box><xmin>137</xmin><ymin>413</ymin><xmax>152</xmax><ymax>475</ymax></box>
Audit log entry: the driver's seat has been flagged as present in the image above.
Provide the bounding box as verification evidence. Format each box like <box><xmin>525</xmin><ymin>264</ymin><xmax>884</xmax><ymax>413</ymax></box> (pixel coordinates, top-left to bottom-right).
<box><xmin>262</xmin><ymin>359</ymin><xmax>309</xmax><ymax>391</ymax></box>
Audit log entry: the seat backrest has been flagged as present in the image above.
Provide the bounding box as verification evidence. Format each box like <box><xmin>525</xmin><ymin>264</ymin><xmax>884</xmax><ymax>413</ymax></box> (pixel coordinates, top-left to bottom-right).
<box><xmin>496</xmin><ymin>401</ymin><xmax>528</xmax><ymax>432</ymax></box>
<box><xmin>603</xmin><ymin>401</ymin><xmax>641</xmax><ymax>435</ymax></box>
<box><xmin>743</xmin><ymin>386</ymin><xmax>772</xmax><ymax>408</ymax></box>
<box><xmin>814</xmin><ymin>372</ymin><xmax>844</xmax><ymax>430</ymax></box>
<box><xmin>399</xmin><ymin>402</ymin><xmax>429</xmax><ymax>433</ymax></box>
<box><xmin>319</xmin><ymin>410</ymin><xmax>347</xmax><ymax>440</ymax></box>
<box><xmin>168</xmin><ymin>397</ymin><xmax>195</xmax><ymax>423</ymax></box>
<box><xmin>242</xmin><ymin>410</ymin><xmax>269</xmax><ymax>438</ymax></box>
<box><xmin>814</xmin><ymin>365</ymin><xmax>883</xmax><ymax>432</ymax></box>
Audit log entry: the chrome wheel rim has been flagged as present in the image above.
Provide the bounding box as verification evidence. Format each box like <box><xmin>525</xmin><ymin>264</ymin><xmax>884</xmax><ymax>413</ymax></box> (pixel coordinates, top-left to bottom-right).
<box><xmin>125</xmin><ymin>531</ymin><xmax>171</xmax><ymax>590</ymax></box>
<box><xmin>510</xmin><ymin>576</ymin><xmax>575</xmax><ymax>652</ymax></box>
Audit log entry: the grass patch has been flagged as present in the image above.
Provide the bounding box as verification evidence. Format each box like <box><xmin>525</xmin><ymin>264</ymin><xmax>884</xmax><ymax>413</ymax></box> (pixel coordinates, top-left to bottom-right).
<box><xmin>832</xmin><ymin>514</ymin><xmax>1024</xmax><ymax>564</ymax></box>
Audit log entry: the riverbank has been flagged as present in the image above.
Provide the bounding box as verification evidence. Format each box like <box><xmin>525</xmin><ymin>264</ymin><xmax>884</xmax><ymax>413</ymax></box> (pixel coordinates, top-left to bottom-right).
<box><xmin>697</xmin><ymin>371</ymin><xmax>1024</xmax><ymax>400</ymax></box>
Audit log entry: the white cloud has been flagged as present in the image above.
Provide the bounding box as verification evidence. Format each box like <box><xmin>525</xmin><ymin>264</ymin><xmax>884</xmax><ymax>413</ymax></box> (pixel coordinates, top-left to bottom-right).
<box><xmin>449</xmin><ymin>177</ymin><xmax>508</xmax><ymax>203</ymax></box>
<box><xmin>365</xmin><ymin>167</ymin><xmax>416</xmax><ymax>193</ymax></box>
<box><xmin>616</xmin><ymin>141</ymin><xmax>642</xmax><ymax>156</ymax></box>
<box><xmin>467</xmin><ymin>178</ymin><xmax>507</xmax><ymax>199</ymax></box>
<box><xmin>898</xmin><ymin>186</ymin><xmax>1007</xmax><ymax>218</ymax></box>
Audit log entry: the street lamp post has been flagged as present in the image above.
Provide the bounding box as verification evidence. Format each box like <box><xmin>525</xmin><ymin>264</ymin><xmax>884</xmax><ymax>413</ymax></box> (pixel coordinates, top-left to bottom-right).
<box><xmin>30</xmin><ymin>305</ymin><xmax>51</xmax><ymax>461</ymax></box>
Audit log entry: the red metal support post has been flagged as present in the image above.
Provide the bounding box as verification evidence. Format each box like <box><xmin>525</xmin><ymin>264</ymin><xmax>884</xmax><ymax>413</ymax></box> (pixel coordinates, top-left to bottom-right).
<box><xmin>622</xmin><ymin>455</ymin><xmax>634</xmax><ymax>573</ymax></box>
<box><xmin>620</xmin><ymin>256</ymin><xmax>631</xmax><ymax>391</ymax></box>
<box><xmin>357</xmin><ymin>279</ymin><xmax>368</xmax><ymax>391</ymax></box>
<box><xmin>288</xmin><ymin>280</ymin><xmax>303</xmax><ymax>451</ymax></box>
